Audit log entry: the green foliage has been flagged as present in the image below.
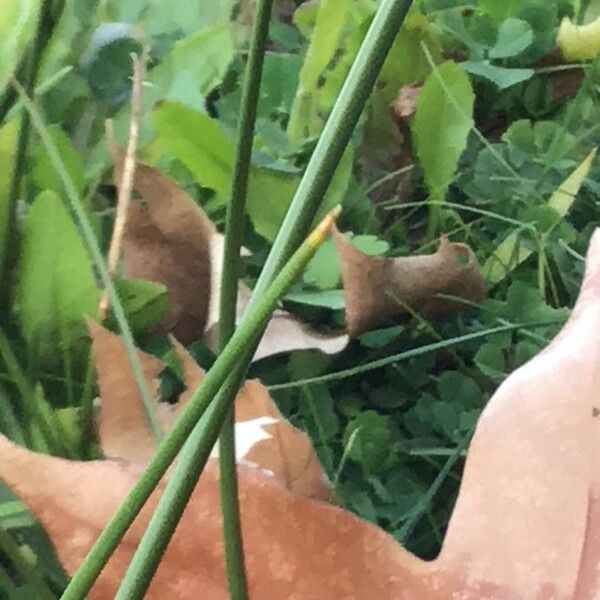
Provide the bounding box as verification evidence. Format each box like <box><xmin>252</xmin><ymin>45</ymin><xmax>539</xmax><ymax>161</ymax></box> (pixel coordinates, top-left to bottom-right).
<box><xmin>17</xmin><ymin>191</ymin><xmax>100</xmax><ymax>370</ymax></box>
<box><xmin>110</xmin><ymin>279</ymin><xmax>169</xmax><ymax>334</ymax></box>
<box><xmin>0</xmin><ymin>120</ymin><xmax>18</xmax><ymax>286</ymax></box>
<box><xmin>413</xmin><ymin>61</ymin><xmax>474</xmax><ymax>201</ymax></box>
<box><xmin>1</xmin><ymin>0</ymin><xmax>600</xmax><ymax>593</ymax></box>
<box><xmin>0</xmin><ymin>0</ymin><xmax>41</xmax><ymax>95</ymax></box>
<box><xmin>154</xmin><ymin>101</ymin><xmax>352</xmax><ymax>241</ymax></box>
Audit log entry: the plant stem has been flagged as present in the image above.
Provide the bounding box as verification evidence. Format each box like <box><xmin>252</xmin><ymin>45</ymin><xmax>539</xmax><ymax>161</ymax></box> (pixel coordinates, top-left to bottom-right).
<box><xmin>0</xmin><ymin>328</ymin><xmax>64</xmax><ymax>455</ymax></box>
<box><xmin>268</xmin><ymin>320</ymin><xmax>563</xmax><ymax>390</ymax></box>
<box><xmin>0</xmin><ymin>0</ymin><xmax>55</xmax><ymax>322</ymax></box>
<box><xmin>63</xmin><ymin>1</ymin><xmax>415</xmax><ymax>593</ymax></box>
<box><xmin>252</xmin><ymin>0</ymin><xmax>414</xmax><ymax>291</ymax></box>
<box><xmin>217</xmin><ymin>1</ymin><xmax>274</xmax><ymax>597</ymax></box>
<box><xmin>0</xmin><ymin>527</ymin><xmax>56</xmax><ymax>600</ymax></box>
<box><xmin>114</xmin><ymin>212</ymin><xmax>337</xmax><ymax>599</ymax></box>
<box><xmin>60</xmin><ymin>209</ymin><xmax>339</xmax><ymax>600</ymax></box>
<box><xmin>114</xmin><ymin>364</ymin><xmax>250</xmax><ymax>600</ymax></box>
<box><xmin>77</xmin><ymin>353</ymin><xmax>96</xmax><ymax>456</ymax></box>
<box><xmin>14</xmin><ymin>83</ymin><xmax>164</xmax><ymax>445</ymax></box>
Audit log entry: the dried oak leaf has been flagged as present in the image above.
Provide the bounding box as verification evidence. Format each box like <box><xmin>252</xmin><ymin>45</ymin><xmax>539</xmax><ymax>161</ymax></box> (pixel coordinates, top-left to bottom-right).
<box><xmin>90</xmin><ymin>321</ymin><xmax>331</xmax><ymax>501</ymax></box>
<box><xmin>88</xmin><ymin>320</ymin><xmax>188</xmax><ymax>464</ymax></box>
<box><xmin>115</xmin><ymin>157</ymin><xmax>214</xmax><ymax>344</ymax></box>
<box><xmin>114</xmin><ymin>156</ymin><xmax>348</xmax><ymax>357</ymax></box>
<box><xmin>334</xmin><ymin>227</ymin><xmax>486</xmax><ymax>335</ymax></box>
<box><xmin>1</xmin><ymin>229</ymin><xmax>600</xmax><ymax>598</ymax></box>
<box><xmin>204</xmin><ymin>279</ymin><xmax>348</xmax><ymax>362</ymax></box>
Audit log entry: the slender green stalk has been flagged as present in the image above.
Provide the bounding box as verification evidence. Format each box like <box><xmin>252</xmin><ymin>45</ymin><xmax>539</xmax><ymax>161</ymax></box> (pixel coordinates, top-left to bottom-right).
<box><xmin>13</xmin><ymin>83</ymin><xmax>163</xmax><ymax>443</ymax></box>
<box><xmin>61</xmin><ymin>209</ymin><xmax>339</xmax><ymax>600</ymax></box>
<box><xmin>252</xmin><ymin>0</ymin><xmax>414</xmax><ymax>291</ymax></box>
<box><xmin>268</xmin><ymin>320</ymin><xmax>563</xmax><ymax>390</ymax></box>
<box><xmin>0</xmin><ymin>527</ymin><xmax>56</xmax><ymax>600</ymax></box>
<box><xmin>0</xmin><ymin>0</ymin><xmax>55</xmax><ymax>321</ymax></box>
<box><xmin>78</xmin><ymin>352</ymin><xmax>96</xmax><ymax>455</ymax></box>
<box><xmin>218</xmin><ymin>1</ymin><xmax>274</xmax><ymax>596</ymax></box>
<box><xmin>64</xmin><ymin>1</ymin><xmax>415</xmax><ymax>593</ymax></box>
<box><xmin>114</xmin><ymin>366</ymin><xmax>249</xmax><ymax>600</ymax></box>
<box><xmin>115</xmin><ymin>209</ymin><xmax>338</xmax><ymax>598</ymax></box>
<box><xmin>0</xmin><ymin>329</ymin><xmax>64</xmax><ymax>454</ymax></box>
<box><xmin>0</xmin><ymin>564</ymin><xmax>20</xmax><ymax>597</ymax></box>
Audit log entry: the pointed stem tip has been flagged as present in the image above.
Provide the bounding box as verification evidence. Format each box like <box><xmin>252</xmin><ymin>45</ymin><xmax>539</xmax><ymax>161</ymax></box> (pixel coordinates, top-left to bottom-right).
<box><xmin>308</xmin><ymin>205</ymin><xmax>342</xmax><ymax>248</ymax></box>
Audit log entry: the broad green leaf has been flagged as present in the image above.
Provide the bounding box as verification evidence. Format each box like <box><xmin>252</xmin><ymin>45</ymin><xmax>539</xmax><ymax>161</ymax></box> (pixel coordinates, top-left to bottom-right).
<box><xmin>288</xmin><ymin>0</ymin><xmax>351</xmax><ymax>144</ymax></box>
<box><xmin>480</xmin><ymin>0</ymin><xmax>525</xmax><ymax>24</ymax></box>
<box><xmin>0</xmin><ymin>0</ymin><xmax>41</xmax><ymax>95</ymax></box>
<box><xmin>0</xmin><ymin>120</ymin><xmax>19</xmax><ymax>288</ymax></box>
<box><xmin>484</xmin><ymin>149</ymin><xmax>597</xmax><ymax>283</ymax></box>
<box><xmin>344</xmin><ymin>410</ymin><xmax>391</xmax><ymax>474</ymax></box>
<box><xmin>149</xmin><ymin>25</ymin><xmax>234</xmax><ymax>112</ymax></box>
<box><xmin>489</xmin><ymin>18</ymin><xmax>533</xmax><ymax>59</ymax></box>
<box><xmin>111</xmin><ymin>279</ymin><xmax>169</xmax><ymax>333</ymax></box>
<box><xmin>284</xmin><ymin>289</ymin><xmax>346</xmax><ymax>310</ymax></box>
<box><xmin>252</xmin><ymin>145</ymin><xmax>354</xmax><ymax>243</ymax></box>
<box><xmin>154</xmin><ymin>102</ymin><xmax>352</xmax><ymax>241</ymax></box>
<box><xmin>303</xmin><ymin>234</ymin><xmax>389</xmax><ymax>290</ymax></box>
<box><xmin>31</xmin><ymin>126</ymin><xmax>85</xmax><ymax>196</ymax></box>
<box><xmin>288</xmin><ymin>0</ymin><xmax>373</xmax><ymax>144</ymax></box>
<box><xmin>474</xmin><ymin>342</ymin><xmax>505</xmax><ymax>381</ymax></box>
<box><xmin>462</xmin><ymin>60</ymin><xmax>534</xmax><ymax>89</ymax></box>
<box><xmin>412</xmin><ymin>61</ymin><xmax>474</xmax><ymax>201</ymax></box>
<box><xmin>153</xmin><ymin>102</ymin><xmax>235</xmax><ymax>197</ymax></box>
<box><xmin>365</xmin><ymin>12</ymin><xmax>441</xmax><ymax>157</ymax></box>
<box><xmin>17</xmin><ymin>191</ymin><xmax>100</xmax><ymax>368</ymax></box>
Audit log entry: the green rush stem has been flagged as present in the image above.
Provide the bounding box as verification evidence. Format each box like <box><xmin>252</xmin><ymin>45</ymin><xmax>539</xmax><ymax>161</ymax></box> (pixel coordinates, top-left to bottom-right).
<box><xmin>251</xmin><ymin>0</ymin><xmax>415</xmax><ymax>290</ymax></box>
<box><xmin>218</xmin><ymin>1</ymin><xmax>274</xmax><ymax>597</ymax></box>
<box><xmin>13</xmin><ymin>83</ymin><xmax>163</xmax><ymax>443</ymax></box>
<box><xmin>399</xmin><ymin>428</ymin><xmax>473</xmax><ymax>543</ymax></box>
<box><xmin>0</xmin><ymin>329</ymin><xmax>64</xmax><ymax>455</ymax></box>
<box><xmin>66</xmin><ymin>0</ymin><xmax>415</xmax><ymax>594</ymax></box>
<box><xmin>0</xmin><ymin>564</ymin><xmax>20</xmax><ymax>597</ymax></box>
<box><xmin>61</xmin><ymin>211</ymin><xmax>338</xmax><ymax>600</ymax></box>
<box><xmin>268</xmin><ymin>320</ymin><xmax>562</xmax><ymax>390</ymax></box>
<box><xmin>78</xmin><ymin>353</ymin><xmax>96</xmax><ymax>456</ymax></box>
<box><xmin>114</xmin><ymin>364</ymin><xmax>250</xmax><ymax>600</ymax></box>
<box><xmin>0</xmin><ymin>0</ymin><xmax>55</xmax><ymax>321</ymax></box>
<box><xmin>0</xmin><ymin>527</ymin><xmax>56</xmax><ymax>600</ymax></box>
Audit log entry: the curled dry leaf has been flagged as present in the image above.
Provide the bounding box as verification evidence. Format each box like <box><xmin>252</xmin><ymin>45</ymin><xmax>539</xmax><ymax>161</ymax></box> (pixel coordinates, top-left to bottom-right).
<box><xmin>204</xmin><ymin>281</ymin><xmax>348</xmax><ymax>362</ymax></box>
<box><xmin>89</xmin><ymin>321</ymin><xmax>331</xmax><ymax>501</ymax></box>
<box><xmin>1</xmin><ymin>229</ymin><xmax>600</xmax><ymax>598</ymax></box>
<box><xmin>114</xmin><ymin>156</ymin><xmax>348</xmax><ymax>357</ymax></box>
<box><xmin>88</xmin><ymin>320</ymin><xmax>188</xmax><ymax>464</ymax></box>
<box><xmin>334</xmin><ymin>227</ymin><xmax>486</xmax><ymax>335</ymax></box>
<box><xmin>114</xmin><ymin>155</ymin><xmax>214</xmax><ymax>344</ymax></box>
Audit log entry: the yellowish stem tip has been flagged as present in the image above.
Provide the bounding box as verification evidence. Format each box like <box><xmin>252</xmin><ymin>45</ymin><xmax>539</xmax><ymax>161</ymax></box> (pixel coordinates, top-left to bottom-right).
<box><xmin>308</xmin><ymin>205</ymin><xmax>342</xmax><ymax>248</ymax></box>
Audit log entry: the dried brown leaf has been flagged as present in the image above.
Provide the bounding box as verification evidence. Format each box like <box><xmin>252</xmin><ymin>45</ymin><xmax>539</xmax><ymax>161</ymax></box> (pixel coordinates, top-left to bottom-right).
<box><xmin>88</xmin><ymin>320</ymin><xmax>187</xmax><ymax>464</ymax></box>
<box><xmin>334</xmin><ymin>227</ymin><xmax>486</xmax><ymax>335</ymax></box>
<box><xmin>114</xmin><ymin>158</ymin><xmax>348</xmax><ymax>357</ymax></box>
<box><xmin>234</xmin><ymin>379</ymin><xmax>333</xmax><ymax>501</ymax></box>
<box><xmin>2</xmin><ymin>230</ymin><xmax>600</xmax><ymax>598</ymax></box>
<box><xmin>91</xmin><ymin>323</ymin><xmax>331</xmax><ymax>500</ymax></box>
<box><xmin>113</xmin><ymin>155</ymin><xmax>214</xmax><ymax>344</ymax></box>
<box><xmin>0</xmin><ymin>437</ymin><xmax>425</xmax><ymax>599</ymax></box>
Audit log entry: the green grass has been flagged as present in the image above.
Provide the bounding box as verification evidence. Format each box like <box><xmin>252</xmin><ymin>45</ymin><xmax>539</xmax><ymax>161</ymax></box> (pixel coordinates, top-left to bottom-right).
<box><xmin>0</xmin><ymin>0</ymin><xmax>599</xmax><ymax>596</ymax></box>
